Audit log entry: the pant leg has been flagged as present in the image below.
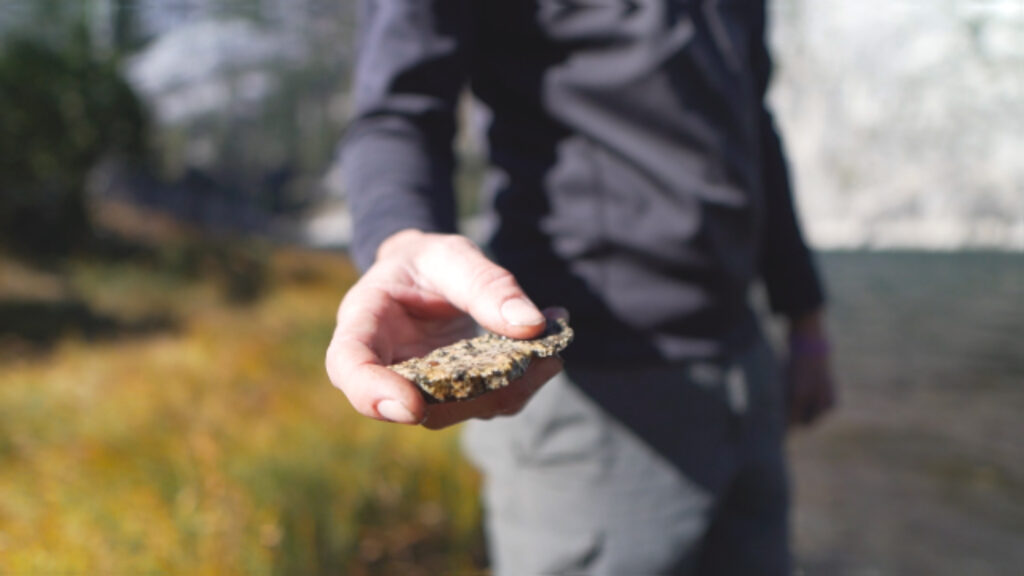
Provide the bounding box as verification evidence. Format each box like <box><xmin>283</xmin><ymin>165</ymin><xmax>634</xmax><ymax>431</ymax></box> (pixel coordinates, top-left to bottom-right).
<box><xmin>463</xmin><ymin>362</ymin><xmax>738</xmax><ymax>576</ymax></box>
<box><xmin>696</xmin><ymin>335</ymin><xmax>792</xmax><ymax>576</ymax></box>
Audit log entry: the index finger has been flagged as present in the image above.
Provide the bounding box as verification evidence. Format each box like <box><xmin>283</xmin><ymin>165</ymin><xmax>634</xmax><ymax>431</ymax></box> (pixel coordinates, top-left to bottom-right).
<box><xmin>326</xmin><ymin>335</ymin><xmax>428</xmax><ymax>424</ymax></box>
<box><xmin>326</xmin><ymin>281</ymin><xmax>428</xmax><ymax>424</ymax></box>
<box><xmin>412</xmin><ymin>235</ymin><xmax>547</xmax><ymax>340</ymax></box>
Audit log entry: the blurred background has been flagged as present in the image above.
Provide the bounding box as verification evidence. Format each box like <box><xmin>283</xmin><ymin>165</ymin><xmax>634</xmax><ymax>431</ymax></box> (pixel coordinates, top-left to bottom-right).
<box><xmin>0</xmin><ymin>0</ymin><xmax>1020</xmax><ymax>574</ymax></box>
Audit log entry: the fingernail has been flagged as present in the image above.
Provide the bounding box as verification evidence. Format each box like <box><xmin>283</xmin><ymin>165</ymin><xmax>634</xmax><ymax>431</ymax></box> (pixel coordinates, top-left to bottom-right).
<box><xmin>500</xmin><ymin>298</ymin><xmax>545</xmax><ymax>327</ymax></box>
<box><xmin>377</xmin><ymin>400</ymin><xmax>418</xmax><ymax>424</ymax></box>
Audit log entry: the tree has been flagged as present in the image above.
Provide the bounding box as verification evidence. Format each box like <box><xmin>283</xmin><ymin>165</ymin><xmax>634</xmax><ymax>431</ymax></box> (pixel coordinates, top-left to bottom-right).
<box><xmin>0</xmin><ymin>26</ymin><xmax>149</xmax><ymax>256</ymax></box>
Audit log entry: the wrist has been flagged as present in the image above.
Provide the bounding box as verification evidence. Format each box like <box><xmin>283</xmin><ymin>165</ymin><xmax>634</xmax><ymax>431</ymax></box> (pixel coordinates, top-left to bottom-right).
<box><xmin>788</xmin><ymin>309</ymin><xmax>824</xmax><ymax>334</ymax></box>
<box><xmin>788</xmin><ymin>331</ymin><xmax>830</xmax><ymax>357</ymax></box>
<box><xmin>787</xmin><ymin>309</ymin><xmax>829</xmax><ymax>357</ymax></box>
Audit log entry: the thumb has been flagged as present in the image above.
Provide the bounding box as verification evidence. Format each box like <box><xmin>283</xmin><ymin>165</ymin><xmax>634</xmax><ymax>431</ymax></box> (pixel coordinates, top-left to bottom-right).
<box><xmin>414</xmin><ymin>235</ymin><xmax>546</xmax><ymax>338</ymax></box>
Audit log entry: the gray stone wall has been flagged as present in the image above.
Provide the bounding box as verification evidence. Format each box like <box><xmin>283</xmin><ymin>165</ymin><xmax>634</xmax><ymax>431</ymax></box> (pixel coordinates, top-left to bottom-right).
<box><xmin>769</xmin><ymin>0</ymin><xmax>1024</xmax><ymax>249</ymax></box>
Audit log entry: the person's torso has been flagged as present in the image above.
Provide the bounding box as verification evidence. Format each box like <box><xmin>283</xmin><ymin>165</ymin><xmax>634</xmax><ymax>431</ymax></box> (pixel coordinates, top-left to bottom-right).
<box><xmin>467</xmin><ymin>0</ymin><xmax>769</xmax><ymax>365</ymax></box>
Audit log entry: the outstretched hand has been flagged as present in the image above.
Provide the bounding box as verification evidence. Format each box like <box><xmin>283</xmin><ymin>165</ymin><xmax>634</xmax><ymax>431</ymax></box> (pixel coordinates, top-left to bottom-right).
<box><xmin>325</xmin><ymin>230</ymin><xmax>564</xmax><ymax>430</ymax></box>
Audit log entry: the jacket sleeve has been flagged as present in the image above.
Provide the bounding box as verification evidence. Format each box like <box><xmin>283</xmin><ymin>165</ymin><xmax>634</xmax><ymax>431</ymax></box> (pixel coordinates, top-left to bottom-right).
<box><xmin>752</xmin><ymin>6</ymin><xmax>826</xmax><ymax>318</ymax></box>
<box><xmin>343</xmin><ymin>0</ymin><xmax>471</xmax><ymax>271</ymax></box>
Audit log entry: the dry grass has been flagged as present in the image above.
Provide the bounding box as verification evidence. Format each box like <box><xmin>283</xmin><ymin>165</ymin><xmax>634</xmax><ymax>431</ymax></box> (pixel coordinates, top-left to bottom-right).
<box><xmin>0</xmin><ymin>241</ymin><xmax>484</xmax><ymax>575</ymax></box>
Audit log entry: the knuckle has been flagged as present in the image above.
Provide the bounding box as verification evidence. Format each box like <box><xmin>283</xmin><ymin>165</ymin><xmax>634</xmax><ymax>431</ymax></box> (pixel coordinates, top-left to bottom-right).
<box><xmin>468</xmin><ymin>264</ymin><xmax>516</xmax><ymax>297</ymax></box>
<box><xmin>438</xmin><ymin>234</ymin><xmax>477</xmax><ymax>255</ymax></box>
<box><xmin>346</xmin><ymin>390</ymin><xmax>379</xmax><ymax>420</ymax></box>
<box><xmin>418</xmin><ymin>235</ymin><xmax>479</xmax><ymax>273</ymax></box>
<box><xmin>324</xmin><ymin>345</ymin><xmax>343</xmax><ymax>384</ymax></box>
<box><xmin>323</xmin><ymin>345</ymin><xmax>374</xmax><ymax>419</ymax></box>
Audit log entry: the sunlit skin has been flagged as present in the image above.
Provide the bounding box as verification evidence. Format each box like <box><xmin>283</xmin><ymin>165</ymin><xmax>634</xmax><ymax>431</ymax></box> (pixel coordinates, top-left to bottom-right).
<box><xmin>325</xmin><ymin>229</ymin><xmax>564</xmax><ymax>430</ymax></box>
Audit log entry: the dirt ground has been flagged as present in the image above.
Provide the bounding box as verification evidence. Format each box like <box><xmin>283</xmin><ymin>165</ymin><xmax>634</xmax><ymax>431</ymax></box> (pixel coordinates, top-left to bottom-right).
<box><xmin>788</xmin><ymin>252</ymin><xmax>1024</xmax><ymax>576</ymax></box>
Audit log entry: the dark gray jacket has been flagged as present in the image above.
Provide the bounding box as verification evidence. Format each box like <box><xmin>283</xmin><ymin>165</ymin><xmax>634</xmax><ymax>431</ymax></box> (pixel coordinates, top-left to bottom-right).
<box><xmin>344</xmin><ymin>0</ymin><xmax>824</xmax><ymax>366</ymax></box>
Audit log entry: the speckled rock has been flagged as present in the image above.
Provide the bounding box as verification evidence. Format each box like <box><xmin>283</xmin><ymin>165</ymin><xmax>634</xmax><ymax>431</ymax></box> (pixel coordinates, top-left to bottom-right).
<box><xmin>389</xmin><ymin>317</ymin><xmax>573</xmax><ymax>402</ymax></box>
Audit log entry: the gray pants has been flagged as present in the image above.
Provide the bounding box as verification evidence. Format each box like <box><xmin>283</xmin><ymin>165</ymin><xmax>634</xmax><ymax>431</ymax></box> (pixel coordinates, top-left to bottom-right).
<box><xmin>463</xmin><ymin>333</ymin><xmax>790</xmax><ymax>576</ymax></box>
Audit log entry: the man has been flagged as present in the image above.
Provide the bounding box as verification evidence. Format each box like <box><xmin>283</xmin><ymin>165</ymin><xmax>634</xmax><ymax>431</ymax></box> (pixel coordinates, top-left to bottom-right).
<box><xmin>325</xmin><ymin>0</ymin><xmax>836</xmax><ymax>573</ymax></box>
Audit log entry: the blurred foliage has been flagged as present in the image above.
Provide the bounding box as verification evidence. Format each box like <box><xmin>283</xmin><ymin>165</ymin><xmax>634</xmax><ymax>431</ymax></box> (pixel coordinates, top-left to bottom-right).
<box><xmin>0</xmin><ymin>0</ymin><xmax>356</xmax><ymax>251</ymax></box>
<box><xmin>0</xmin><ymin>3</ymin><xmax>481</xmax><ymax>572</ymax></box>
<box><xmin>0</xmin><ymin>26</ymin><xmax>149</xmax><ymax>257</ymax></box>
<box><xmin>156</xmin><ymin>53</ymin><xmax>350</xmax><ymax>216</ymax></box>
<box><xmin>137</xmin><ymin>1</ymin><xmax>356</xmax><ymax>215</ymax></box>
<box><xmin>0</xmin><ymin>239</ymin><xmax>485</xmax><ymax>574</ymax></box>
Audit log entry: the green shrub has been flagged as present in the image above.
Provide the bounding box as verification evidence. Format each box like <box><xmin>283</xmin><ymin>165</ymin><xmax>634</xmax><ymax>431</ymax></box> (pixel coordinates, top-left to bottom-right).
<box><xmin>0</xmin><ymin>28</ymin><xmax>148</xmax><ymax>257</ymax></box>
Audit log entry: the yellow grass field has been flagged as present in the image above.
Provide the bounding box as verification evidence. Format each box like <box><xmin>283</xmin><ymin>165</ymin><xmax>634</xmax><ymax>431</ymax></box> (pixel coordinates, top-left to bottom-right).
<box><xmin>0</xmin><ymin>240</ymin><xmax>483</xmax><ymax>575</ymax></box>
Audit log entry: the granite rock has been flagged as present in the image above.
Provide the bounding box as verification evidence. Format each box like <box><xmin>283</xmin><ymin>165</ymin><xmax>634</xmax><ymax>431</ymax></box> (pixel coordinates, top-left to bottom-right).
<box><xmin>389</xmin><ymin>317</ymin><xmax>573</xmax><ymax>402</ymax></box>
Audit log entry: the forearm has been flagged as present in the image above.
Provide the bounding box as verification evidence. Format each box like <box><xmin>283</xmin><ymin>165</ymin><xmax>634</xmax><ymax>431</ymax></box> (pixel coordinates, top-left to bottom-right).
<box><xmin>346</xmin><ymin>118</ymin><xmax>458</xmax><ymax>271</ymax></box>
<box><xmin>757</xmin><ymin>112</ymin><xmax>825</xmax><ymax>317</ymax></box>
<box><xmin>344</xmin><ymin>0</ymin><xmax>470</xmax><ymax>271</ymax></box>
<box><xmin>751</xmin><ymin>3</ymin><xmax>825</xmax><ymax>317</ymax></box>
